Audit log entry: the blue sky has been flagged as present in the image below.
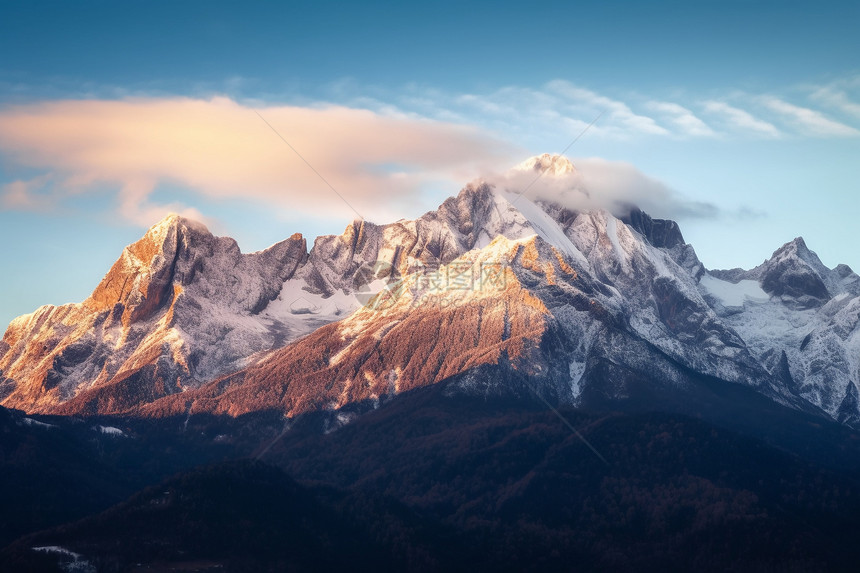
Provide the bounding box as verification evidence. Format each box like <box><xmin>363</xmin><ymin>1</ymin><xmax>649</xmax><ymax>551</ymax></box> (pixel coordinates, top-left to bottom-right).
<box><xmin>1</xmin><ymin>0</ymin><xmax>859</xmax><ymax>326</ymax></box>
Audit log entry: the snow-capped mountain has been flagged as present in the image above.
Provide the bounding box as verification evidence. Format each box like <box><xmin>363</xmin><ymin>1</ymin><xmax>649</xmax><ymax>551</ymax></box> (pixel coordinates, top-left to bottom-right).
<box><xmin>1</xmin><ymin>154</ymin><xmax>858</xmax><ymax>427</ymax></box>
<box><xmin>704</xmin><ymin>237</ymin><xmax>860</xmax><ymax>424</ymax></box>
<box><xmin>0</xmin><ymin>215</ymin><xmax>311</xmax><ymax>413</ymax></box>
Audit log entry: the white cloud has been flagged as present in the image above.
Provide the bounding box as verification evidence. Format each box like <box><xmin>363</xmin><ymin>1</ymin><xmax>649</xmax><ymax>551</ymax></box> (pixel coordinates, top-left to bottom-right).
<box><xmin>762</xmin><ymin>96</ymin><xmax>859</xmax><ymax>137</ymax></box>
<box><xmin>488</xmin><ymin>157</ymin><xmax>719</xmax><ymax>221</ymax></box>
<box><xmin>810</xmin><ymin>86</ymin><xmax>860</xmax><ymax>119</ymax></box>
<box><xmin>348</xmin><ymin>82</ymin><xmax>860</xmax><ymax>142</ymax></box>
<box><xmin>0</xmin><ymin>97</ymin><xmax>518</xmax><ymax>226</ymax></box>
<box><xmin>0</xmin><ymin>90</ymin><xmax>787</xmax><ymax>232</ymax></box>
<box><xmin>646</xmin><ymin>101</ymin><xmax>716</xmax><ymax>137</ymax></box>
<box><xmin>546</xmin><ymin>80</ymin><xmax>669</xmax><ymax>137</ymax></box>
<box><xmin>367</xmin><ymin>81</ymin><xmax>673</xmax><ymax>143</ymax></box>
<box><xmin>702</xmin><ymin>101</ymin><xmax>781</xmax><ymax>137</ymax></box>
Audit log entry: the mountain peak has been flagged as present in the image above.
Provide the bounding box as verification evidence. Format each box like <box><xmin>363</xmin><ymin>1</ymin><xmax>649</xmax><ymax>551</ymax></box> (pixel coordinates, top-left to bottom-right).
<box><xmin>759</xmin><ymin>236</ymin><xmax>832</xmax><ymax>308</ymax></box>
<box><xmin>779</xmin><ymin>236</ymin><xmax>811</xmax><ymax>256</ymax></box>
<box><xmin>153</xmin><ymin>212</ymin><xmax>182</xmax><ymax>226</ymax></box>
<box><xmin>84</xmin><ymin>214</ymin><xmax>213</xmax><ymax>321</ymax></box>
<box><xmin>146</xmin><ymin>212</ymin><xmax>185</xmax><ymax>235</ymax></box>
<box><xmin>147</xmin><ymin>213</ymin><xmax>211</xmax><ymax>238</ymax></box>
<box><xmin>767</xmin><ymin>236</ymin><xmax>834</xmax><ymax>275</ymax></box>
<box><xmin>515</xmin><ymin>153</ymin><xmax>577</xmax><ymax>177</ymax></box>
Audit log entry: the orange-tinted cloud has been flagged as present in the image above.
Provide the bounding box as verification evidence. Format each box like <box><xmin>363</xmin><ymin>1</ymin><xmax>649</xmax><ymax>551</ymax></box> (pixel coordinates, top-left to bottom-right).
<box><xmin>0</xmin><ymin>97</ymin><xmax>517</xmax><ymax>225</ymax></box>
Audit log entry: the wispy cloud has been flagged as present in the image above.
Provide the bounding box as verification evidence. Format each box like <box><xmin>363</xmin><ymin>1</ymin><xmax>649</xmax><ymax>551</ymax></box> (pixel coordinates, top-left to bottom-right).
<box><xmin>546</xmin><ymin>81</ymin><xmax>670</xmax><ymax>137</ymax></box>
<box><xmin>1</xmin><ymin>175</ymin><xmax>54</xmax><ymax>210</ymax></box>
<box><xmin>702</xmin><ymin>101</ymin><xmax>781</xmax><ymax>137</ymax></box>
<box><xmin>810</xmin><ymin>86</ymin><xmax>860</xmax><ymax>119</ymax></box>
<box><xmin>363</xmin><ymin>81</ymin><xmax>859</xmax><ymax>142</ymax></box>
<box><xmin>761</xmin><ymin>96</ymin><xmax>859</xmax><ymax>137</ymax></box>
<box><xmin>0</xmin><ymin>97</ymin><xmax>518</xmax><ymax>226</ymax></box>
<box><xmin>646</xmin><ymin>101</ymin><xmax>716</xmax><ymax>137</ymax></box>
<box><xmin>355</xmin><ymin>81</ymin><xmax>675</xmax><ymax>142</ymax></box>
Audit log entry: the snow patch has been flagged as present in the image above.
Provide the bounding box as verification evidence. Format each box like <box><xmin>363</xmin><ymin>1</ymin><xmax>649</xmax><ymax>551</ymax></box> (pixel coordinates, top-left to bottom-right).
<box><xmin>604</xmin><ymin>215</ymin><xmax>631</xmax><ymax>273</ymax></box>
<box><xmin>21</xmin><ymin>417</ymin><xmax>56</xmax><ymax>429</ymax></box>
<box><xmin>32</xmin><ymin>546</ymin><xmax>95</xmax><ymax>573</ymax></box>
<box><xmin>569</xmin><ymin>360</ymin><xmax>586</xmax><ymax>400</ymax></box>
<box><xmin>700</xmin><ymin>274</ymin><xmax>769</xmax><ymax>307</ymax></box>
<box><xmin>497</xmin><ymin>190</ymin><xmax>589</xmax><ymax>269</ymax></box>
<box><xmin>94</xmin><ymin>425</ymin><xmax>126</xmax><ymax>437</ymax></box>
<box><xmin>33</xmin><ymin>546</ymin><xmax>83</xmax><ymax>559</ymax></box>
<box><xmin>265</xmin><ymin>278</ymin><xmax>357</xmax><ymax>318</ymax></box>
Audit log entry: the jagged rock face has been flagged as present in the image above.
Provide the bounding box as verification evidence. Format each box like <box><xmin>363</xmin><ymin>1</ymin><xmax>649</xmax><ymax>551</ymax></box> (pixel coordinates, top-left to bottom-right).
<box><xmin>1</xmin><ymin>153</ymin><xmax>859</xmax><ymax>427</ymax></box>
<box><xmin>713</xmin><ymin>237</ymin><xmax>859</xmax><ymax>310</ymax></box>
<box><xmin>703</xmin><ymin>238</ymin><xmax>860</xmax><ymax>420</ymax></box>
<box><xmin>758</xmin><ymin>238</ymin><xmax>832</xmax><ymax>308</ymax></box>
<box><xmin>298</xmin><ymin>181</ymin><xmax>542</xmax><ymax>298</ymax></box>
<box><xmin>0</xmin><ymin>216</ymin><xmax>308</xmax><ymax>414</ymax></box>
<box><xmin>837</xmin><ymin>381</ymin><xmax>860</xmax><ymax>427</ymax></box>
<box><xmin>620</xmin><ymin>207</ymin><xmax>685</xmax><ymax>250</ymax></box>
<box><xmin>534</xmin><ymin>207</ymin><xmax>792</xmax><ymax>406</ymax></box>
<box><xmin>143</xmin><ymin>236</ymin><xmax>572</xmax><ymax>418</ymax></box>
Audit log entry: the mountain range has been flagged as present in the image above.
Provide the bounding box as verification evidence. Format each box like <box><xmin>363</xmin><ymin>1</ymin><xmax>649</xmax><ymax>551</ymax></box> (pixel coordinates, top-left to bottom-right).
<box><xmin>3</xmin><ymin>154</ymin><xmax>860</xmax><ymax>571</ymax></box>
<box><xmin>2</xmin><ymin>153</ymin><xmax>858</xmax><ymax>428</ymax></box>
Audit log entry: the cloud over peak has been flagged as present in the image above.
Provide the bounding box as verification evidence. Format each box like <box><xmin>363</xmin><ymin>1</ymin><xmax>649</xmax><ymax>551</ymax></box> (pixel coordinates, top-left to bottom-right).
<box><xmin>488</xmin><ymin>155</ymin><xmax>720</xmax><ymax>222</ymax></box>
